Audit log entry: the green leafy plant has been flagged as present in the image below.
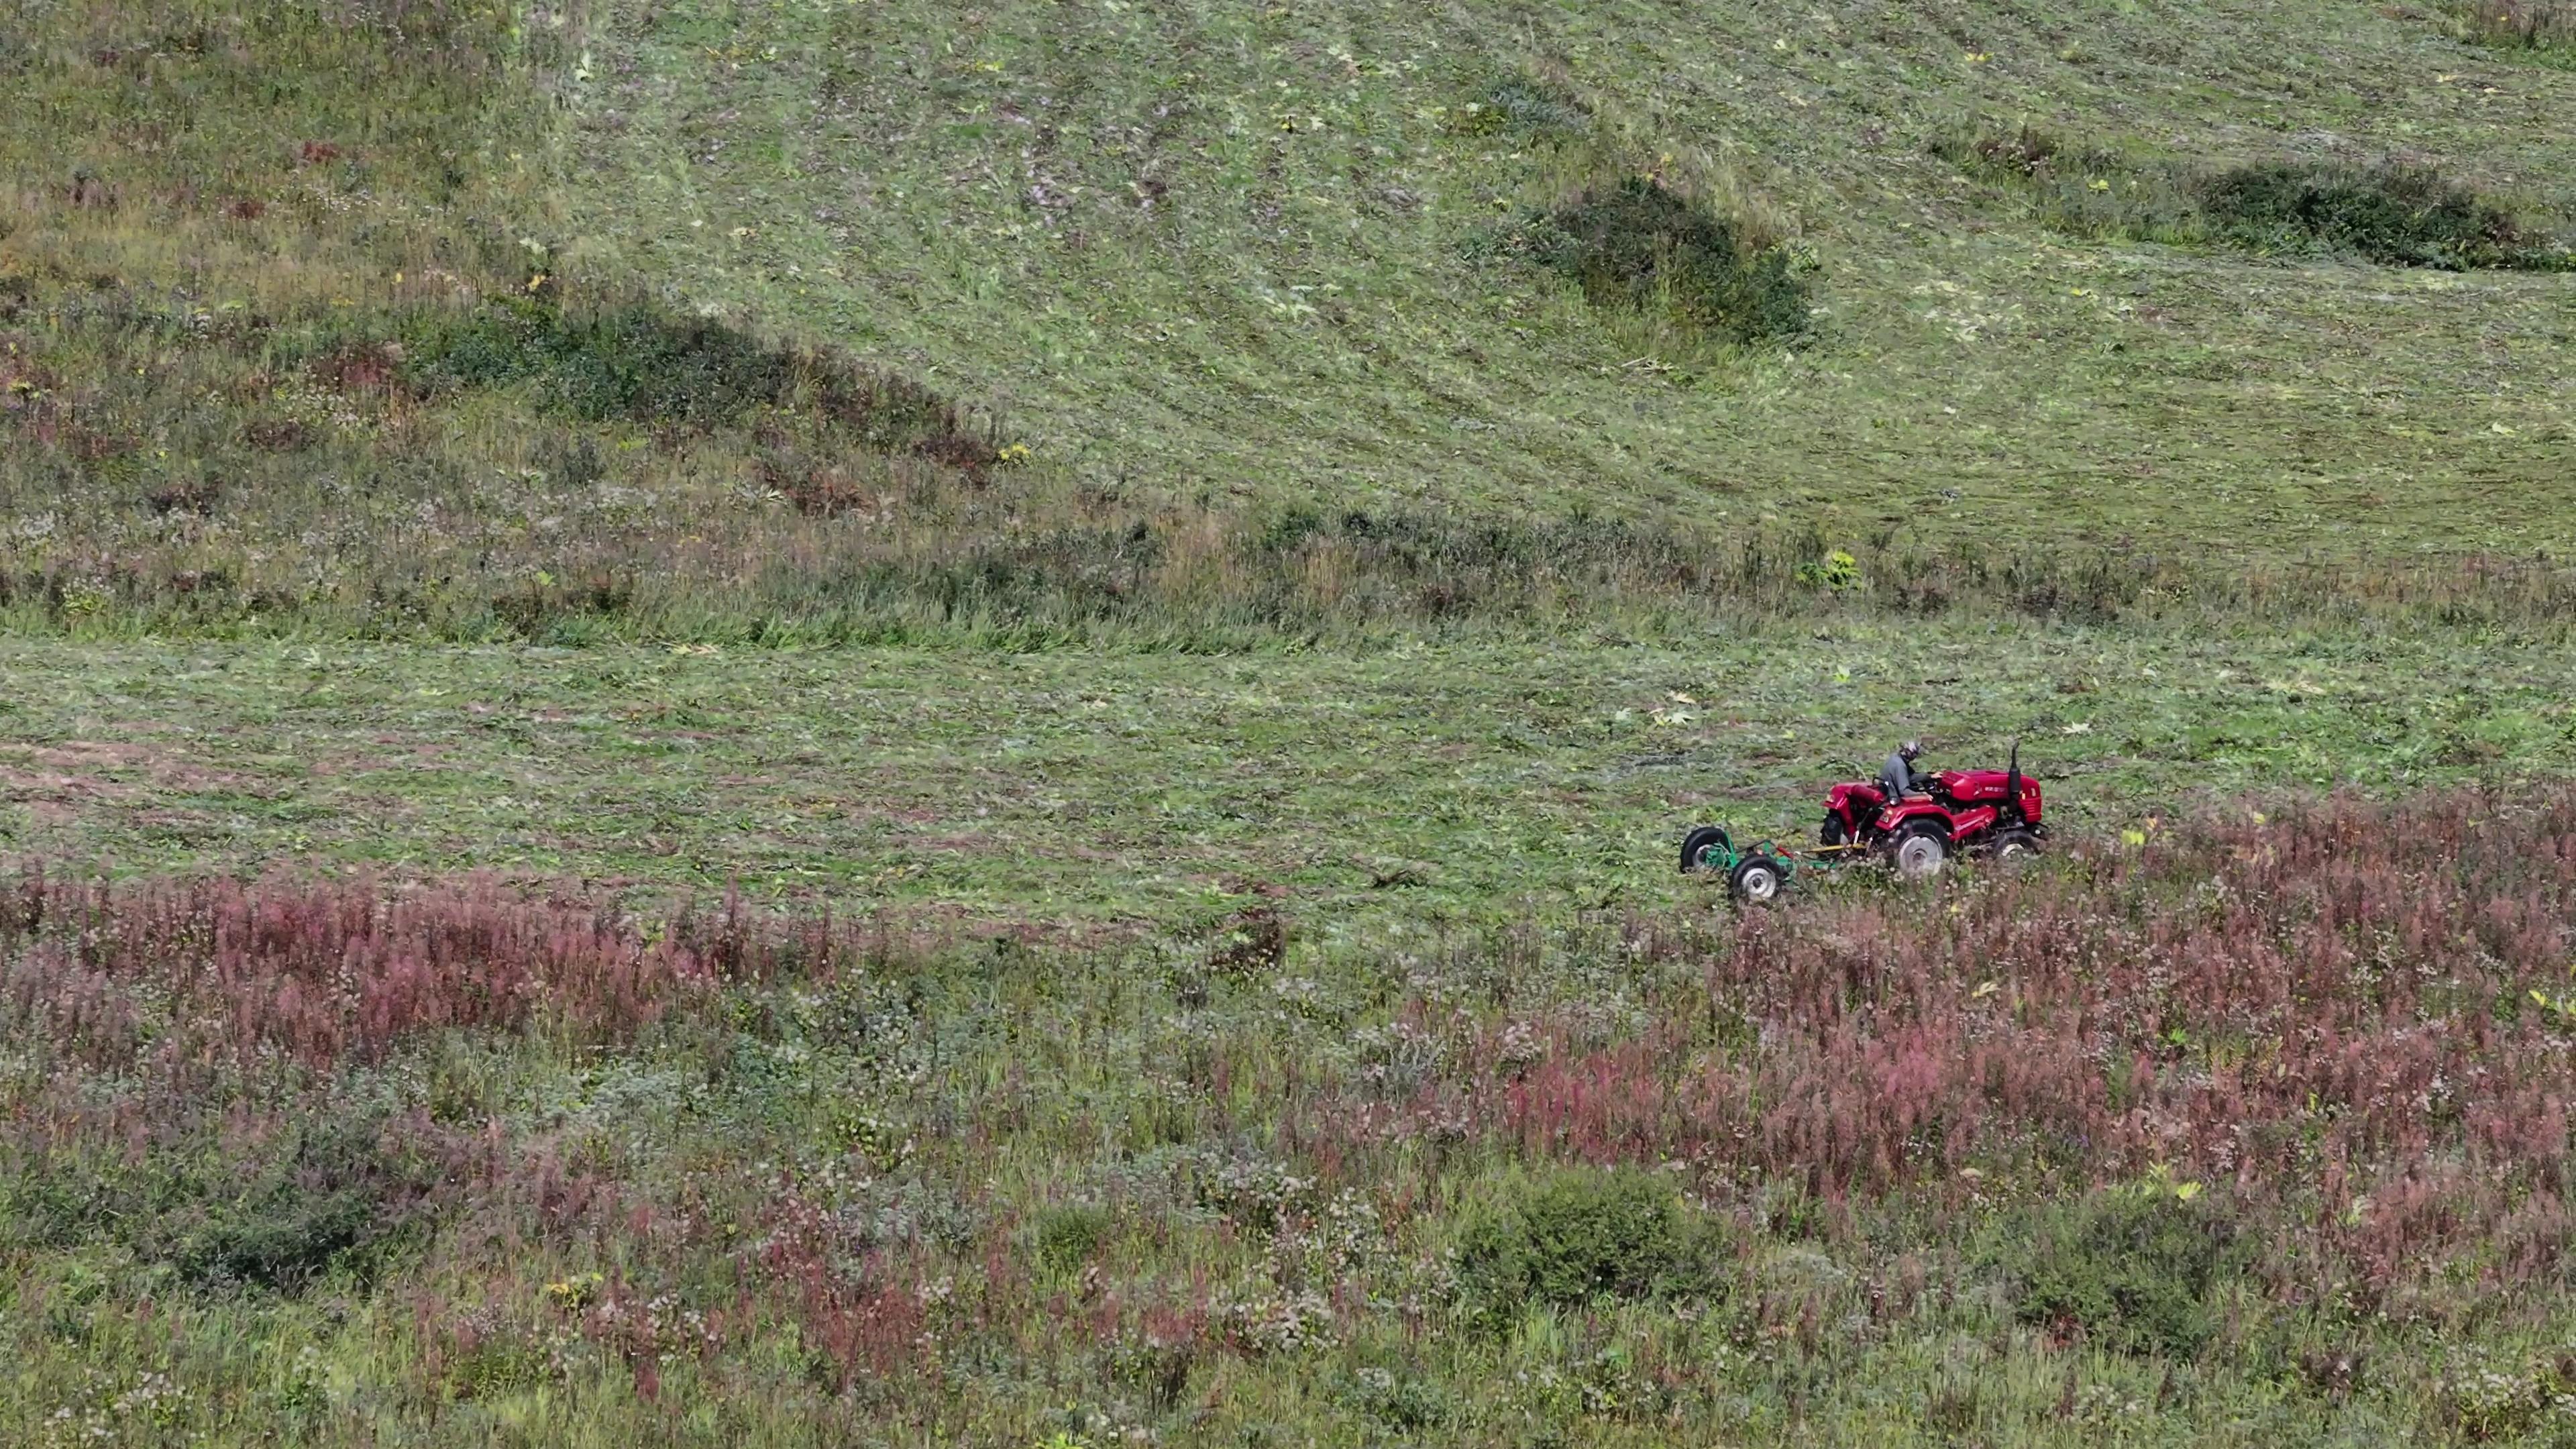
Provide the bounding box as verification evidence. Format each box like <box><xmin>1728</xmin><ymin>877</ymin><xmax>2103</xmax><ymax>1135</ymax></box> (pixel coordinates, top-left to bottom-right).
<box><xmin>1447</xmin><ymin>73</ymin><xmax>1591</xmax><ymax>142</ymax></box>
<box><xmin>1796</xmin><ymin>549</ymin><xmax>1862</xmax><ymax>591</ymax></box>
<box><xmin>2198</xmin><ymin>163</ymin><xmax>2552</xmax><ymax>270</ymax></box>
<box><xmin>1032</xmin><ymin>1202</ymin><xmax>1114</xmax><ymax>1275</ymax></box>
<box><xmin>2007</xmin><ymin>1181</ymin><xmax>2243</xmax><ymax>1358</ymax></box>
<box><xmin>1454</xmin><ymin>1168</ymin><xmax>1723</xmax><ymax>1318</ymax></box>
<box><xmin>1509</xmin><ymin>177</ymin><xmax>1811</xmax><ymax>343</ymax></box>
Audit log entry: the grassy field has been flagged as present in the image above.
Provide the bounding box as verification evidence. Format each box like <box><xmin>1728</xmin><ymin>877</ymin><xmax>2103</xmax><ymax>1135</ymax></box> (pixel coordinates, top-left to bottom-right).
<box><xmin>5</xmin><ymin>0</ymin><xmax>2576</xmax><ymax>642</ymax></box>
<box><xmin>4</xmin><ymin>621</ymin><xmax>2572</xmax><ymax>928</ymax></box>
<box><xmin>571</xmin><ymin>0</ymin><xmax>2576</xmax><ymax>556</ymax></box>
<box><xmin>9</xmin><ymin>0</ymin><xmax>2576</xmax><ymax>1443</ymax></box>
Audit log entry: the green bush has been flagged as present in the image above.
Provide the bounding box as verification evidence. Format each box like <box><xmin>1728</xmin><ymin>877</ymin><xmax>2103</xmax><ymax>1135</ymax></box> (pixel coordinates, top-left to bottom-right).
<box><xmin>2008</xmin><ymin>1186</ymin><xmax>2244</xmax><ymax>1358</ymax></box>
<box><xmin>386</xmin><ymin>294</ymin><xmax>970</xmax><ymax>447</ymax></box>
<box><xmin>1032</xmin><ymin>1201</ymin><xmax>1114</xmax><ymax>1275</ymax></box>
<box><xmin>2</xmin><ymin>1117</ymin><xmax>436</xmax><ymax>1295</ymax></box>
<box><xmin>1939</xmin><ymin>122</ymin><xmax>2569</xmax><ymax>272</ymax></box>
<box><xmin>2197</xmin><ymin>163</ymin><xmax>2545</xmax><ymax>270</ymax></box>
<box><xmin>1454</xmin><ymin>1168</ymin><xmax>1723</xmax><ymax>1316</ymax></box>
<box><xmin>168</xmin><ymin>1116</ymin><xmax>437</xmax><ymax>1293</ymax></box>
<box><xmin>1517</xmin><ymin>178</ymin><xmax>1810</xmax><ymax>344</ymax></box>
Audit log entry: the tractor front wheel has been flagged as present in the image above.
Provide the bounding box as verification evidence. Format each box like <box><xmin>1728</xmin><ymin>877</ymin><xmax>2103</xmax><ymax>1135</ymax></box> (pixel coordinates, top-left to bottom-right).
<box><xmin>1988</xmin><ymin>826</ymin><xmax>2042</xmax><ymax>867</ymax></box>
<box><xmin>1887</xmin><ymin>822</ymin><xmax>1949</xmax><ymax>882</ymax></box>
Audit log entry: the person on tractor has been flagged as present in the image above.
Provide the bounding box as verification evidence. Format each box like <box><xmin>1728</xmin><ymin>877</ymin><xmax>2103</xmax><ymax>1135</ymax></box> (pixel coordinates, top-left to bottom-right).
<box><xmin>1880</xmin><ymin>739</ymin><xmax>1927</xmax><ymax>800</ymax></box>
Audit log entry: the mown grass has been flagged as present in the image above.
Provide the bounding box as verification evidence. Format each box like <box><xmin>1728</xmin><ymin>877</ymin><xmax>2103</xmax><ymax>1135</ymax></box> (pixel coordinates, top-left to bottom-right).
<box><xmin>9</xmin><ymin>0</ymin><xmax>2576</xmax><ymax>644</ymax></box>
<box><xmin>3</xmin><ymin>626</ymin><xmax>2571</xmax><ymax>929</ymax></box>
<box><xmin>566</xmin><ymin>0</ymin><xmax>2576</xmax><ymax>562</ymax></box>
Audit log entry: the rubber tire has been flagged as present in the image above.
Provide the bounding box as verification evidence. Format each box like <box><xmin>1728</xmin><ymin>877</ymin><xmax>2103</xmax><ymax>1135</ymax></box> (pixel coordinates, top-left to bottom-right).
<box><xmin>1819</xmin><ymin>813</ymin><xmax>1850</xmax><ymax>848</ymax></box>
<box><xmin>1988</xmin><ymin>826</ymin><xmax>2041</xmax><ymax>866</ymax></box>
<box><xmin>1678</xmin><ymin>826</ymin><xmax>1733</xmax><ymax>875</ymax></box>
<box><xmin>1729</xmin><ymin>855</ymin><xmax>1787</xmax><ymax>905</ymax></box>
<box><xmin>1888</xmin><ymin>822</ymin><xmax>1949</xmax><ymax>881</ymax></box>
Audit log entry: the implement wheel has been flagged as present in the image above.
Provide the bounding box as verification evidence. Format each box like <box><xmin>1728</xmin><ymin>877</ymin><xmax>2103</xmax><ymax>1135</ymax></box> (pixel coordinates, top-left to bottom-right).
<box><xmin>1679</xmin><ymin>826</ymin><xmax>1735</xmax><ymax>875</ymax></box>
<box><xmin>1729</xmin><ymin>855</ymin><xmax>1787</xmax><ymax>905</ymax></box>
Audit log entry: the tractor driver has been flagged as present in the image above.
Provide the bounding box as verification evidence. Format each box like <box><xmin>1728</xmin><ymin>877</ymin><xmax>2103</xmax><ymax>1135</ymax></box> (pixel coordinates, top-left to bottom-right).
<box><xmin>1880</xmin><ymin>739</ymin><xmax>1927</xmax><ymax>800</ymax></box>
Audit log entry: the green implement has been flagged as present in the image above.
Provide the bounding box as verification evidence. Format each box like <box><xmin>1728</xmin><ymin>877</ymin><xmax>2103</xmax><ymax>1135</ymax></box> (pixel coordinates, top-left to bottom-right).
<box><xmin>1677</xmin><ymin>826</ymin><xmax>1870</xmax><ymax>904</ymax></box>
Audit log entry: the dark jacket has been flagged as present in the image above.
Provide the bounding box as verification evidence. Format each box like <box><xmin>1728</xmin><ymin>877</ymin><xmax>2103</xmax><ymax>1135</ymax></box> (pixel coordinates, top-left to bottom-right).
<box><xmin>1880</xmin><ymin>751</ymin><xmax>1918</xmax><ymax>798</ymax></box>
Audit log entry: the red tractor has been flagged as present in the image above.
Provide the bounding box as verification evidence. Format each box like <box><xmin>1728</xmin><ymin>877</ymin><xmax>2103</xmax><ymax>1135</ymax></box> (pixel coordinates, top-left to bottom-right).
<box><xmin>1819</xmin><ymin>743</ymin><xmax>2045</xmax><ymax>879</ymax></box>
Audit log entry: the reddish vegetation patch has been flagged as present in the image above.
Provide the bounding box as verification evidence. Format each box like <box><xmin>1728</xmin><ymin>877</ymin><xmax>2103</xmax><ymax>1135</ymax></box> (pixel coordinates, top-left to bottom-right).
<box><xmin>297</xmin><ymin>139</ymin><xmax>344</xmax><ymax>165</ymax></box>
<box><xmin>911</xmin><ymin>430</ymin><xmax>1001</xmax><ymax>480</ymax></box>
<box><xmin>312</xmin><ymin>340</ymin><xmax>407</xmax><ymax>394</ymax></box>
<box><xmin>241</xmin><ymin>415</ymin><xmax>312</xmax><ymax>450</ymax></box>
<box><xmin>0</xmin><ymin>739</ymin><xmax>260</xmax><ymax>808</ymax></box>
<box><xmin>1292</xmin><ymin>788</ymin><xmax>2576</xmax><ymax>1298</ymax></box>
<box><xmin>0</xmin><ymin>870</ymin><xmax>879</xmax><ymax>1069</ymax></box>
<box><xmin>758</xmin><ymin>453</ymin><xmax>885</xmax><ymax>517</ymax></box>
<box><xmin>68</xmin><ymin>171</ymin><xmax>116</xmax><ymax>210</ymax></box>
<box><xmin>0</xmin><ymin>742</ymin><xmax>155</xmax><ymax>822</ymax></box>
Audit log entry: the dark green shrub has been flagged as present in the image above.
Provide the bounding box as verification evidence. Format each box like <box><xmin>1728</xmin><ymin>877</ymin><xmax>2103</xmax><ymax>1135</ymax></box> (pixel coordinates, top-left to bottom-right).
<box><xmin>3</xmin><ymin>1116</ymin><xmax>437</xmax><ymax>1294</ymax></box>
<box><xmin>168</xmin><ymin>1116</ymin><xmax>437</xmax><ymax>1292</ymax></box>
<box><xmin>2008</xmin><ymin>1186</ymin><xmax>2244</xmax><ymax>1358</ymax></box>
<box><xmin>2197</xmin><ymin>163</ymin><xmax>2544</xmax><ymax>270</ymax></box>
<box><xmin>1454</xmin><ymin>1167</ymin><xmax>1722</xmax><ymax>1316</ymax></box>
<box><xmin>1940</xmin><ymin>123</ymin><xmax>2568</xmax><ymax>272</ymax></box>
<box><xmin>1335</xmin><ymin>1359</ymin><xmax>1449</xmax><ymax>1432</ymax></box>
<box><xmin>1521</xmin><ymin>178</ymin><xmax>1809</xmax><ymax>343</ymax></box>
<box><xmin>1033</xmin><ymin>1201</ymin><xmax>1113</xmax><ymax>1274</ymax></box>
<box><xmin>385</xmin><ymin>294</ymin><xmax>969</xmax><ymax>445</ymax></box>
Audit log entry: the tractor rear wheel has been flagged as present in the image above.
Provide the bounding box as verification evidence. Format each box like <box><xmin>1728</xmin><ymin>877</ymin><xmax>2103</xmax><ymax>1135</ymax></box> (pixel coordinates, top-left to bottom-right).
<box><xmin>1819</xmin><ymin>814</ymin><xmax>1850</xmax><ymax>848</ymax></box>
<box><xmin>1729</xmin><ymin>855</ymin><xmax>1786</xmax><ymax>905</ymax></box>
<box><xmin>1887</xmin><ymin>822</ymin><xmax>1949</xmax><ymax>881</ymax></box>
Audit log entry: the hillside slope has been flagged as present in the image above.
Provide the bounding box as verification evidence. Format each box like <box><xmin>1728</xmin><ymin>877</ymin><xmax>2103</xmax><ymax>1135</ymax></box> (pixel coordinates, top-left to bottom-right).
<box><xmin>572</xmin><ymin>0</ymin><xmax>2576</xmax><ymax>557</ymax></box>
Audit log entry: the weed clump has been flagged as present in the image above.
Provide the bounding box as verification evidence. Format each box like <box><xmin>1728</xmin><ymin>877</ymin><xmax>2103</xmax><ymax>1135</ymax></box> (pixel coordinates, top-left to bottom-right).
<box><xmin>1517</xmin><ymin>178</ymin><xmax>1810</xmax><ymax>343</ymax></box>
<box><xmin>1454</xmin><ymin>1168</ymin><xmax>1723</xmax><ymax>1318</ymax></box>
<box><xmin>1939</xmin><ymin>121</ymin><xmax>2569</xmax><ymax>270</ymax></box>
<box><xmin>1032</xmin><ymin>1202</ymin><xmax>1113</xmax><ymax>1275</ymax></box>
<box><xmin>165</xmin><ymin>1117</ymin><xmax>435</xmax><ymax>1292</ymax></box>
<box><xmin>2453</xmin><ymin>0</ymin><xmax>2576</xmax><ymax>52</ymax></box>
<box><xmin>2198</xmin><ymin>163</ymin><xmax>2544</xmax><ymax>270</ymax></box>
<box><xmin>390</xmin><ymin>294</ymin><xmax>973</xmax><ymax>447</ymax></box>
<box><xmin>1937</xmin><ymin>121</ymin><xmax>2127</xmax><ymax>182</ymax></box>
<box><xmin>1448</xmin><ymin>73</ymin><xmax>1591</xmax><ymax>142</ymax></box>
<box><xmin>2006</xmin><ymin>1185</ymin><xmax>2244</xmax><ymax>1358</ymax></box>
<box><xmin>1335</xmin><ymin>1360</ymin><xmax>1450</xmax><ymax>1432</ymax></box>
